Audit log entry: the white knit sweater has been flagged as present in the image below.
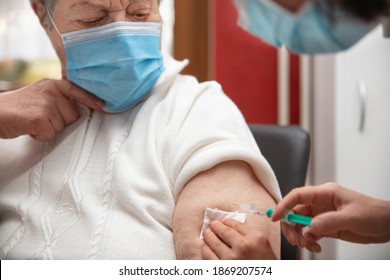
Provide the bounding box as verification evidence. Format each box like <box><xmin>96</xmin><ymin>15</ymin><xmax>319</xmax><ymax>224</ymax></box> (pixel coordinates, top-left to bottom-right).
<box><xmin>0</xmin><ymin>56</ymin><xmax>280</xmax><ymax>259</ymax></box>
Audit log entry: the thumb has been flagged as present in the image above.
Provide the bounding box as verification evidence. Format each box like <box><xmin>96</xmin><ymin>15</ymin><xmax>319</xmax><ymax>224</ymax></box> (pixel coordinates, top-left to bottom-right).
<box><xmin>310</xmin><ymin>210</ymin><xmax>350</xmax><ymax>237</ymax></box>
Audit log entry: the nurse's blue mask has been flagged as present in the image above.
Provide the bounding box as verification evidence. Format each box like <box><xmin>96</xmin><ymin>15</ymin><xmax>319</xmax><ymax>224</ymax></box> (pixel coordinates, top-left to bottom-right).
<box><xmin>48</xmin><ymin>14</ymin><xmax>164</xmax><ymax>112</ymax></box>
<box><xmin>233</xmin><ymin>0</ymin><xmax>379</xmax><ymax>54</ymax></box>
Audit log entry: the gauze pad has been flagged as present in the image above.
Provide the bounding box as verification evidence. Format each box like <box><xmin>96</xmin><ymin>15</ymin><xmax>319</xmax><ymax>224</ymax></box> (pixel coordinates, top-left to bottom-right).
<box><xmin>200</xmin><ymin>208</ymin><xmax>246</xmax><ymax>239</ymax></box>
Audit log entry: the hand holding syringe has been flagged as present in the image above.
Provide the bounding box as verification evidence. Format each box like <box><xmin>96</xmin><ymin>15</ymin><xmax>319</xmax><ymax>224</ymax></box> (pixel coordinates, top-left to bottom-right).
<box><xmin>238</xmin><ymin>204</ymin><xmax>312</xmax><ymax>226</ymax></box>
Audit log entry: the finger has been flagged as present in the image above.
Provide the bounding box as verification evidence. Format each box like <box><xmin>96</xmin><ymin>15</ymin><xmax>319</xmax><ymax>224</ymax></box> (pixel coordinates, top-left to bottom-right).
<box><xmin>27</xmin><ymin>81</ymin><xmax>66</xmax><ymax>134</ymax></box>
<box><xmin>303</xmin><ymin>228</ymin><xmax>323</xmax><ymax>242</ymax></box>
<box><xmin>296</xmin><ymin>224</ymin><xmax>308</xmax><ymax>248</ymax></box>
<box><xmin>309</xmin><ymin>211</ymin><xmax>372</xmax><ymax>244</ymax></box>
<box><xmin>30</xmin><ymin>119</ymin><xmax>56</xmax><ymax>142</ymax></box>
<box><xmin>46</xmin><ymin>106</ymin><xmax>66</xmax><ymax>133</ymax></box>
<box><xmin>281</xmin><ymin>223</ymin><xmax>302</xmax><ymax>247</ymax></box>
<box><xmin>306</xmin><ymin>222</ymin><xmax>375</xmax><ymax>244</ymax></box>
<box><xmin>202</xmin><ymin>223</ymin><xmax>231</xmax><ymax>259</ymax></box>
<box><xmin>244</xmin><ymin>231</ymin><xmax>278</xmax><ymax>259</ymax></box>
<box><xmin>54</xmin><ymin>80</ymin><xmax>105</xmax><ymax>111</ymax></box>
<box><xmin>292</xmin><ymin>204</ymin><xmax>312</xmax><ymax>216</ymax></box>
<box><xmin>54</xmin><ymin>95</ymin><xmax>80</xmax><ymax>125</ymax></box>
<box><xmin>301</xmin><ymin>229</ymin><xmax>323</xmax><ymax>253</ymax></box>
<box><xmin>208</xmin><ymin>220</ymin><xmax>243</xmax><ymax>248</ymax></box>
<box><xmin>221</xmin><ymin>218</ymin><xmax>250</xmax><ymax>236</ymax></box>
<box><xmin>272</xmin><ymin>186</ymin><xmax>320</xmax><ymax>221</ymax></box>
<box><xmin>310</xmin><ymin>211</ymin><xmax>350</xmax><ymax>237</ymax></box>
<box><xmin>201</xmin><ymin>245</ymin><xmax>220</xmax><ymax>260</ymax></box>
<box><xmin>303</xmin><ymin>234</ymin><xmax>322</xmax><ymax>253</ymax></box>
<box><xmin>305</xmin><ymin>243</ymin><xmax>322</xmax><ymax>253</ymax></box>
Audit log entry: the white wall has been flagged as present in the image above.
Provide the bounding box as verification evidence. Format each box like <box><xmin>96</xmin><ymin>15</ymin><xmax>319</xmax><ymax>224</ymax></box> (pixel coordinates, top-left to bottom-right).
<box><xmin>305</xmin><ymin>25</ymin><xmax>390</xmax><ymax>260</ymax></box>
<box><xmin>334</xmin><ymin>26</ymin><xmax>390</xmax><ymax>259</ymax></box>
<box><xmin>300</xmin><ymin>54</ymin><xmax>337</xmax><ymax>260</ymax></box>
<box><xmin>160</xmin><ymin>0</ymin><xmax>175</xmax><ymax>55</ymax></box>
<box><xmin>0</xmin><ymin>0</ymin><xmax>56</xmax><ymax>60</ymax></box>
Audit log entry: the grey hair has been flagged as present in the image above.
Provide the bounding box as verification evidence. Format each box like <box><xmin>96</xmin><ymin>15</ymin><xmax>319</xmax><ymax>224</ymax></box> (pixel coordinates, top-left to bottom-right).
<box><xmin>29</xmin><ymin>0</ymin><xmax>57</xmax><ymax>26</ymax></box>
<box><xmin>30</xmin><ymin>0</ymin><xmax>162</xmax><ymax>26</ymax></box>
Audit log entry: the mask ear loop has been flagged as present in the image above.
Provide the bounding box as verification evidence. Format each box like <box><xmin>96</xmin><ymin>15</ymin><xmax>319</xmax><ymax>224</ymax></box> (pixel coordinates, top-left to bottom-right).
<box><xmin>46</xmin><ymin>9</ymin><xmax>62</xmax><ymax>36</ymax></box>
<box><xmin>45</xmin><ymin>8</ymin><xmax>69</xmax><ymax>79</ymax></box>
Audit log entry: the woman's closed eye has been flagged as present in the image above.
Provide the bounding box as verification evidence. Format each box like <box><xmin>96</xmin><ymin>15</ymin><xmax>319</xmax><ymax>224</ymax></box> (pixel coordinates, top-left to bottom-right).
<box><xmin>129</xmin><ymin>8</ymin><xmax>151</xmax><ymax>21</ymax></box>
<box><xmin>78</xmin><ymin>17</ymin><xmax>106</xmax><ymax>26</ymax></box>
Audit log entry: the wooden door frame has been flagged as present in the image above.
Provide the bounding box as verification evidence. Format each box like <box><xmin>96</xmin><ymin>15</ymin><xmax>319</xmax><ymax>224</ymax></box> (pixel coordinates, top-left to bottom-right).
<box><xmin>174</xmin><ymin>0</ymin><xmax>210</xmax><ymax>82</ymax></box>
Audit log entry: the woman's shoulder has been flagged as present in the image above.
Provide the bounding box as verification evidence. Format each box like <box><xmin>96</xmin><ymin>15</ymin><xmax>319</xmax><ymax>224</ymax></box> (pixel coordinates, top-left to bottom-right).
<box><xmin>161</xmin><ymin>54</ymin><xmax>225</xmax><ymax>96</ymax></box>
<box><xmin>173</xmin><ymin>74</ymin><xmax>223</xmax><ymax>94</ymax></box>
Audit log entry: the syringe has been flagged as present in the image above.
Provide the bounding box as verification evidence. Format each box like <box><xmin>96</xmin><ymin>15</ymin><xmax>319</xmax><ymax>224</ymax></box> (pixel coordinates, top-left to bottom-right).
<box><xmin>239</xmin><ymin>204</ymin><xmax>312</xmax><ymax>227</ymax></box>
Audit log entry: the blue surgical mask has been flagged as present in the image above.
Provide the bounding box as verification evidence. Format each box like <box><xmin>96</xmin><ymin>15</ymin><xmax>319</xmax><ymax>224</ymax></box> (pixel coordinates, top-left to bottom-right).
<box><xmin>233</xmin><ymin>0</ymin><xmax>378</xmax><ymax>54</ymax></box>
<box><xmin>50</xmin><ymin>16</ymin><xmax>164</xmax><ymax>112</ymax></box>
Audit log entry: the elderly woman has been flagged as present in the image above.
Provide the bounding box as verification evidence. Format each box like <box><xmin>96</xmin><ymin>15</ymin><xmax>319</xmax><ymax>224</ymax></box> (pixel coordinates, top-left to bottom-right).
<box><xmin>0</xmin><ymin>0</ymin><xmax>281</xmax><ymax>260</ymax></box>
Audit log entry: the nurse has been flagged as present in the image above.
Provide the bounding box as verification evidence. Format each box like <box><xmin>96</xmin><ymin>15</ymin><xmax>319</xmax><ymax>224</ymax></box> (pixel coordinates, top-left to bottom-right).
<box><xmin>233</xmin><ymin>0</ymin><xmax>389</xmax><ymax>54</ymax></box>
<box><xmin>202</xmin><ymin>0</ymin><xmax>390</xmax><ymax>259</ymax></box>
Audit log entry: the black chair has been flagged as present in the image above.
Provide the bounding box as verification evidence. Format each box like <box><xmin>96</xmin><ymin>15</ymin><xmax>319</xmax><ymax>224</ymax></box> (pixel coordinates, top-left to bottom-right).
<box><xmin>249</xmin><ymin>124</ymin><xmax>310</xmax><ymax>260</ymax></box>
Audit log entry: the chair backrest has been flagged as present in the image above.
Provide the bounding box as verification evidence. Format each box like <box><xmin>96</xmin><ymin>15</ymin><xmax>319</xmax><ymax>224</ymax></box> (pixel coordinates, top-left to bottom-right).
<box><xmin>249</xmin><ymin>124</ymin><xmax>310</xmax><ymax>260</ymax></box>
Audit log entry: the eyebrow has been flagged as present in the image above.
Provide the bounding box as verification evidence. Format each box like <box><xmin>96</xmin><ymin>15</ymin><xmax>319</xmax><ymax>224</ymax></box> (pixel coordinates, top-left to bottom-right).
<box><xmin>70</xmin><ymin>2</ymin><xmax>106</xmax><ymax>11</ymax></box>
<box><xmin>70</xmin><ymin>0</ymin><xmax>138</xmax><ymax>10</ymax></box>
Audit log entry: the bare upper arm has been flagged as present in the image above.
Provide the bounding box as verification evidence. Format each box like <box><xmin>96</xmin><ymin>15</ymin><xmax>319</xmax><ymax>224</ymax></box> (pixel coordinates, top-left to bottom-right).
<box><xmin>173</xmin><ymin>160</ymin><xmax>280</xmax><ymax>259</ymax></box>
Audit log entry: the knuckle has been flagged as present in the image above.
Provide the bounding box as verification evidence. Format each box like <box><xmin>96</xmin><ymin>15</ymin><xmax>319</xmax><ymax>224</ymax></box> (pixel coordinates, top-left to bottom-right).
<box><xmin>215</xmin><ymin>229</ymin><xmax>226</xmax><ymax>241</ymax></box>
<box><xmin>287</xmin><ymin>188</ymin><xmax>303</xmax><ymax>203</ymax></box>
<box><xmin>36</xmin><ymin>78</ymin><xmax>51</xmax><ymax>85</ymax></box>
<box><xmin>290</xmin><ymin>188</ymin><xmax>301</xmax><ymax>197</ymax></box>
<box><xmin>63</xmin><ymin>80</ymin><xmax>76</xmax><ymax>92</ymax></box>
<box><xmin>33</xmin><ymin>128</ymin><xmax>54</xmax><ymax>142</ymax></box>
<box><xmin>55</xmin><ymin>123</ymin><xmax>65</xmax><ymax>133</ymax></box>
<box><xmin>68</xmin><ymin>113</ymin><xmax>79</xmax><ymax>124</ymax></box>
<box><xmin>253</xmin><ymin>233</ymin><xmax>269</xmax><ymax>246</ymax></box>
<box><xmin>230</xmin><ymin>221</ymin><xmax>243</xmax><ymax>231</ymax></box>
<box><xmin>324</xmin><ymin>182</ymin><xmax>342</xmax><ymax>192</ymax></box>
<box><xmin>65</xmin><ymin>109</ymin><xmax>80</xmax><ymax>124</ymax></box>
<box><xmin>65</xmin><ymin>81</ymin><xmax>83</xmax><ymax>96</ymax></box>
<box><xmin>52</xmin><ymin>79</ymin><xmax>79</xmax><ymax>99</ymax></box>
<box><xmin>30</xmin><ymin>114</ymin><xmax>47</xmax><ymax>127</ymax></box>
<box><xmin>212</xmin><ymin>240</ymin><xmax>225</xmax><ymax>252</ymax></box>
<box><xmin>236</xmin><ymin>239</ymin><xmax>251</xmax><ymax>252</ymax></box>
<box><xmin>37</xmin><ymin>99</ymin><xmax>55</xmax><ymax>114</ymax></box>
<box><xmin>34</xmin><ymin>81</ymin><xmax>58</xmax><ymax>100</ymax></box>
<box><xmin>35</xmin><ymin>78</ymin><xmax>55</xmax><ymax>92</ymax></box>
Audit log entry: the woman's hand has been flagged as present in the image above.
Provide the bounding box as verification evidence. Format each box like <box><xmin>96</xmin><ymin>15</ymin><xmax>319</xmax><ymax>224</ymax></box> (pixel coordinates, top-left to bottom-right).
<box><xmin>0</xmin><ymin>79</ymin><xmax>104</xmax><ymax>141</ymax></box>
<box><xmin>271</xmin><ymin>183</ymin><xmax>390</xmax><ymax>253</ymax></box>
<box><xmin>202</xmin><ymin>219</ymin><xmax>278</xmax><ymax>260</ymax></box>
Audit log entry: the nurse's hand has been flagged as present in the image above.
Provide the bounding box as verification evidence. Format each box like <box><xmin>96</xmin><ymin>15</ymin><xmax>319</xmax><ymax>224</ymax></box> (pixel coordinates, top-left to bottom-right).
<box><xmin>0</xmin><ymin>79</ymin><xmax>104</xmax><ymax>142</ymax></box>
<box><xmin>271</xmin><ymin>183</ymin><xmax>390</xmax><ymax>253</ymax></box>
<box><xmin>201</xmin><ymin>219</ymin><xmax>278</xmax><ymax>260</ymax></box>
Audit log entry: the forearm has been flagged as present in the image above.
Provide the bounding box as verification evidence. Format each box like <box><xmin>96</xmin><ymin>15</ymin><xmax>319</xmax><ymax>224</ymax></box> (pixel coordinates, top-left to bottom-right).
<box><xmin>371</xmin><ymin>198</ymin><xmax>390</xmax><ymax>242</ymax></box>
<box><xmin>173</xmin><ymin>160</ymin><xmax>280</xmax><ymax>260</ymax></box>
<box><xmin>333</xmin><ymin>186</ymin><xmax>390</xmax><ymax>243</ymax></box>
<box><xmin>273</xmin><ymin>183</ymin><xmax>390</xmax><ymax>247</ymax></box>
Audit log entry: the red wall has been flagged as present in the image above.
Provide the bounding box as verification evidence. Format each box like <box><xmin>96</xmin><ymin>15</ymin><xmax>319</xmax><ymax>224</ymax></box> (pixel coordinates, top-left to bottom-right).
<box><xmin>289</xmin><ymin>54</ymin><xmax>301</xmax><ymax>125</ymax></box>
<box><xmin>211</xmin><ymin>0</ymin><xmax>300</xmax><ymax>125</ymax></box>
